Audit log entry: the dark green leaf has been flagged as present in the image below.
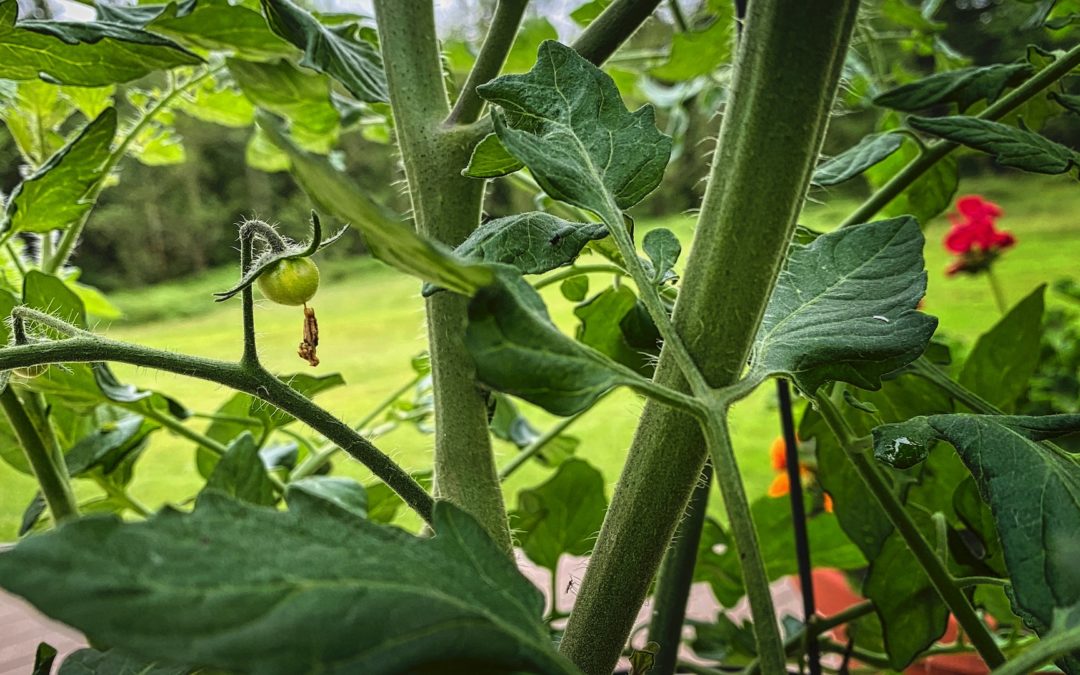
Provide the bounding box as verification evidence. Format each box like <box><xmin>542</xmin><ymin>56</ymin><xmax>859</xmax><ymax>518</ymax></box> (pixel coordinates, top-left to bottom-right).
<box><xmin>19</xmin><ymin>493</ymin><xmax>46</xmax><ymax>536</ymax></box>
<box><xmin>511</xmin><ymin>458</ymin><xmax>607</xmax><ymax>571</ymax></box>
<box><xmin>197</xmin><ymin>392</ymin><xmax>256</xmax><ymax>478</ymax></box>
<box><xmin>690</xmin><ymin>615</ymin><xmax>757</xmax><ymax>664</ymax></box>
<box><xmin>874</xmin><ymin>63</ymin><xmax>1033</xmax><ymax>112</ymax></box>
<box><xmin>228</xmin><ymin>58</ymin><xmax>339</xmax><ymax>153</ymax></box>
<box><xmin>58</xmin><ymin>648</ymin><xmax>193</xmax><ymax>675</ymax></box>
<box><xmin>865</xmin><ymin>137</ymin><xmax>958</xmax><ymax>224</ymax></box>
<box><xmin>260</xmin><ymin>0</ymin><xmax>388</xmax><ymax>103</ymax></box>
<box><xmin>642</xmin><ymin>228</ymin><xmax>680</xmax><ymax>282</ymax></box>
<box><xmin>1052</xmin><ymin>92</ymin><xmax>1080</xmax><ymax>116</ymax></box>
<box><xmin>65</xmin><ymin>415</ymin><xmax>153</xmax><ymax>477</ymax></box>
<box><xmin>813</xmin><ymin>132</ymin><xmax>905</xmax><ymax>186</ymax></box>
<box><xmin>574</xmin><ymin>285</ymin><xmax>652</xmax><ymax>373</ymax></box>
<box><xmin>863</xmin><ymin>512</ymin><xmax>949</xmax><ymax>669</ymax></box>
<box><xmin>750</xmin><ymin>217</ymin><xmax>938</xmax><ymax>394</ymax></box>
<box><xmin>257</xmin><ymin>112</ymin><xmax>494</xmax><ymax>295</ymax></box>
<box><xmin>463</xmin><ymin>133</ymin><xmax>523</xmax><ymax>178</ymax></box>
<box><xmin>909</xmin><ymin>115</ymin><xmax>1080</xmax><ymax>176</ymax></box>
<box><xmin>204</xmin><ymin>432</ymin><xmax>277</xmax><ymax>506</ymax></box>
<box><xmin>466</xmin><ymin>269</ymin><xmax>636</xmax><ymax>416</ymax></box>
<box><xmin>0</xmin><ymin>1</ymin><xmax>201</xmax><ymax>86</ymax></box>
<box><xmin>452</xmin><ymin>212</ymin><xmax>607</xmax><ymax>275</ymax></box>
<box><xmin>32</xmin><ymin>642</ymin><xmax>57</xmax><ymax>675</ymax></box>
<box><xmin>959</xmin><ymin>285</ymin><xmax>1045</xmax><ymax>411</ymax></box>
<box><xmin>478</xmin><ymin>40</ymin><xmax>672</xmax><ymax>214</ymax></box>
<box><xmin>365</xmin><ymin>471</ymin><xmax>432</xmax><ymax>525</ymax></box>
<box><xmin>873</xmin><ymin>413</ymin><xmax>1080</xmax><ymax>640</ymax></box>
<box><xmin>286</xmin><ymin>476</ymin><xmax>367</xmax><ymax>519</ymax></box>
<box><xmin>0</xmin><ymin>496</ymin><xmax>572</xmax><ymax>675</ymax></box>
<box><xmin>1</xmin><ymin>108</ymin><xmax>116</xmax><ymax>235</ymax></box>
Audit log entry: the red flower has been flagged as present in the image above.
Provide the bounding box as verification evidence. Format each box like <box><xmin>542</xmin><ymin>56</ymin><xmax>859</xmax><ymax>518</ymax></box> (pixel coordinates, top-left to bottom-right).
<box><xmin>943</xmin><ymin>195</ymin><xmax>1015</xmax><ymax>276</ymax></box>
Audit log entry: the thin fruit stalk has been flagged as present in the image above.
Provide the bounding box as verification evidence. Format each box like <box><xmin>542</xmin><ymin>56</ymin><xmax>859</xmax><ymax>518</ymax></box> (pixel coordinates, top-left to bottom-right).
<box><xmin>373</xmin><ymin>0</ymin><xmax>511</xmax><ymax>552</ymax></box>
<box><xmin>558</xmin><ymin>0</ymin><xmax>860</xmax><ymax>672</ymax></box>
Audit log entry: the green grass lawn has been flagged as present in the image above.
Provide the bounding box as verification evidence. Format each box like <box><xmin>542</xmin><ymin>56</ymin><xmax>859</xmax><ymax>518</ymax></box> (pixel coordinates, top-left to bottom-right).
<box><xmin>1</xmin><ymin>173</ymin><xmax>1077</xmax><ymax>539</ymax></box>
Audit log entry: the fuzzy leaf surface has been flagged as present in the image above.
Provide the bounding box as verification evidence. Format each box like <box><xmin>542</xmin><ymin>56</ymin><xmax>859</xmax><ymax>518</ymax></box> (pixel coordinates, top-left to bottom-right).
<box><xmin>909</xmin><ymin>115</ymin><xmax>1080</xmax><ymax>176</ymax></box>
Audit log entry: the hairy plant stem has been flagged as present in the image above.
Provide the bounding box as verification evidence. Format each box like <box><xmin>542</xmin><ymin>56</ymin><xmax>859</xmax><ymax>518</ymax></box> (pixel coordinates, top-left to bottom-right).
<box><xmin>813</xmin><ymin>394</ymin><xmax>1006</xmax><ymax>670</ymax></box>
<box><xmin>0</xmin><ymin>387</ymin><xmax>78</xmax><ymax>524</ymax></box>
<box><xmin>648</xmin><ymin>464</ymin><xmax>712</xmax><ymax>675</ymax></box>
<box><xmin>447</xmin><ymin>0</ymin><xmax>530</xmax><ymax>125</ymax></box>
<box><xmin>841</xmin><ymin>41</ymin><xmax>1080</xmax><ymax>229</ymax></box>
<box><xmin>991</xmin><ymin>624</ymin><xmax>1080</xmax><ymax>675</ymax></box>
<box><xmin>0</xmin><ymin>312</ymin><xmax>434</xmax><ymax>524</ymax></box>
<box><xmin>558</xmin><ymin>1</ymin><xmax>859</xmax><ymax>671</ymax></box>
<box><xmin>374</xmin><ymin>0</ymin><xmax>511</xmax><ymax>552</ymax></box>
<box><xmin>570</xmin><ymin>0</ymin><xmax>664</xmax><ymax>65</ymax></box>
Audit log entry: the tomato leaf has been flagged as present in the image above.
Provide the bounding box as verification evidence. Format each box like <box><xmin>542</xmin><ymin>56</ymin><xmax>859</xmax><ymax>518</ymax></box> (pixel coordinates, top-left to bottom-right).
<box><xmin>286</xmin><ymin>476</ymin><xmax>368</xmax><ymax>520</ymax></box>
<box><xmin>1</xmin><ymin>108</ymin><xmax>116</xmax><ymax>236</ymax></box>
<box><xmin>748</xmin><ymin>217</ymin><xmax>937</xmax><ymax>394</ymax></box>
<box><xmin>873</xmin><ymin>413</ymin><xmax>1080</xmax><ymax>647</ymax></box>
<box><xmin>259</xmin><ymin>0</ymin><xmax>388</xmax><ymax>103</ymax></box>
<box><xmin>0</xmin><ymin>1</ymin><xmax>201</xmax><ymax>86</ymax></box>
<box><xmin>423</xmin><ymin>212</ymin><xmax>607</xmax><ymax>296</ymax></box>
<box><xmin>0</xmin><ymin>496</ymin><xmax>573</xmax><ymax>675</ymax></box>
<box><xmin>463</xmin><ymin>133</ymin><xmax>522</xmax><ymax>178</ymax></box>
<box><xmin>642</xmin><ymin>228</ymin><xmax>680</xmax><ymax>282</ymax></box>
<box><xmin>227</xmin><ymin>58</ymin><xmax>340</xmax><ymax>153</ymax></box>
<box><xmin>511</xmin><ymin>458</ymin><xmax>608</xmax><ymax>572</ymax></box>
<box><xmin>909</xmin><ymin>115</ymin><xmax>1080</xmax><ymax>176</ymax></box>
<box><xmin>203</xmin><ymin>433</ymin><xmax>278</xmax><ymax>507</ymax></box>
<box><xmin>477</xmin><ymin>40</ymin><xmax>672</xmax><ymax>214</ymax></box>
<box><xmin>874</xmin><ymin>63</ymin><xmax>1033</xmax><ymax>112</ymax></box>
<box><xmin>465</xmin><ymin>268</ymin><xmax>638</xmax><ymax>416</ymax></box>
<box><xmin>864</xmin><ymin>137</ymin><xmax>958</xmax><ymax>224</ymax></box>
<box><xmin>58</xmin><ymin>648</ymin><xmax>192</xmax><ymax>675</ymax></box>
<box><xmin>813</xmin><ymin>132</ymin><xmax>905</xmax><ymax>186</ymax></box>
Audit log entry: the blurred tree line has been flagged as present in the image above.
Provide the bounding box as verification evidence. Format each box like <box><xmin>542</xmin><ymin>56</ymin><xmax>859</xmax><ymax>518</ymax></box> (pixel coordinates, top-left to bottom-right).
<box><xmin>1</xmin><ymin>0</ymin><xmax>1076</xmax><ymax>291</ymax></box>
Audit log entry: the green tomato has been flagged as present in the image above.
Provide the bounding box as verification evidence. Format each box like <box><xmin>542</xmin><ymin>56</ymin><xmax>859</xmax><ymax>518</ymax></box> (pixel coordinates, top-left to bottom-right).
<box><xmin>256</xmin><ymin>257</ymin><xmax>320</xmax><ymax>306</ymax></box>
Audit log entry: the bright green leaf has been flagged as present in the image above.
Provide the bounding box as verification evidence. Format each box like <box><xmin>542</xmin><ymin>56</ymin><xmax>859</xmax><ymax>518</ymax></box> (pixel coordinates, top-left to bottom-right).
<box><xmin>0</xmin><ymin>1</ymin><xmax>202</xmax><ymax>86</ymax></box>
<box><xmin>560</xmin><ymin>275</ymin><xmax>589</xmax><ymax>302</ymax></box>
<box><xmin>959</xmin><ymin>285</ymin><xmax>1045</xmax><ymax>411</ymax></box>
<box><xmin>0</xmin><ymin>496</ymin><xmax>573</xmax><ymax>674</ymax></box>
<box><xmin>511</xmin><ymin>458</ymin><xmax>607</xmax><ymax>571</ymax></box>
<box><xmin>466</xmin><ymin>269</ymin><xmax>635</xmax><ymax>416</ymax></box>
<box><xmin>503</xmin><ymin>18</ymin><xmax>558</xmax><ymax>74</ymax></box>
<box><xmin>574</xmin><ymin>285</ymin><xmax>650</xmax><ymax>373</ymax></box>
<box><xmin>257</xmin><ymin>112</ymin><xmax>494</xmax><ymax>295</ymax></box>
<box><xmin>749</xmin><ymin>217</ymin><xmax>938</xmax><ymax>394</ymax></box>
<box><xmin>478</xmin><ymin>40</ymin><xmax>672</xmax><ymax>214</ymax></box>
<box><xmin>65</xmin><ymin>415</ymin><xmax>154</xmax><ymax>477</ymax></box>
<box><xmin>463</xmin><ymin>133</ymin><xmax>523</xmax><ymax>178</ymax></box>
<box><xmin>228</xmin><ymin>57</ymin><xmax>339</xmax><ymax>153</ymax></box>
<box><xmin>909</xmin><ymin>115</ymin><xmax>1080</xmax><ymax>176</ymax></box>
<box><xmin>874</xmin><ymin>63</ymin><xmax>1033</xmax><ymax>112</ymax></box>
<box><xmin>1</xmin><ymin>108</ymin><xmax>116</xmax><ymax>235</ymax></box>
<box><xmin>126</xmin><ymin>0</ymin><xmax>292</xmax><ymax>58</ymax></box>
<box><xmin>813</xmin><ymin>132</ymin><xmax>905</xmax><ymax>186</ymax></box>
<box><xmin>650</xmin><ymin>8</ymin><xmax>733</xmax><ymax>82</ymax></box>
<box><xmin>260</xmin><ymin>0</ymin><xmax>388</xmax><ymax>103</ymax></box>
<box><xmin>176</xmin><ymin>74</ymin><xmax>255</xmax><ymax>128</ymax></box>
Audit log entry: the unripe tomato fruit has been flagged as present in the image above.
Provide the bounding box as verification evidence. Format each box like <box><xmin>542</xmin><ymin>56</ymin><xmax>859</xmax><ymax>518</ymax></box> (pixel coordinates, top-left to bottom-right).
<box><xmin>256</xmin><ymin>257</ymin><xmax>320</xmax><ymax>306</ymax></box>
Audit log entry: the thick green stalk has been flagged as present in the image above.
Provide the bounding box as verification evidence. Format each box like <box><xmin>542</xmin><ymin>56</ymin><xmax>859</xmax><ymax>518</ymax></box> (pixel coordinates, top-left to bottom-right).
<box><xmin>373</xmin><ymin>0</ymin><xmax>511</xmax><ymax>552</ymax></box>
<box><xmin>571</xmin><ymin>0</ymin><xmax>663</xmax><ymax>64</ymax></box>
<box><xmin>841</xmin><ymin>41</ymin><xmax>1080</xmax><ymax>229</ymax></box>
<box><xmin>814</xmin><ymin>394</ymin><xmax>1006</xmax><ymax>669</ymax></box>
<box><xmin>558</xmin><ymin>2</ymin><xmax>859</xmax><ymax>672</ymax></box>
<box><xmin>648</xmin><ymin>464</ymin><xmax>712</xmax><ymax>675</ymax></box>
<box><xmin>0</xmin><ymin>388</ymin><xmax>78</xmax><ymax>524</ymax></box>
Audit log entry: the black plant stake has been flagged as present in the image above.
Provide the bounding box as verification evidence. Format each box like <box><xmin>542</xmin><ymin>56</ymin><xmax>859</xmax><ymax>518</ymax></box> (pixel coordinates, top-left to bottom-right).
<box><xmin>777</xmin><ymin>379</ymin><xmax>821</xmax><ymax>675</ymax></box>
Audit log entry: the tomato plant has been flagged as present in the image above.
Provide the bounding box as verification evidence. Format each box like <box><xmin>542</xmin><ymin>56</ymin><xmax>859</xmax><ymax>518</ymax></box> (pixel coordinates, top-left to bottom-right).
<box><xmin>0</xmin><ymin>0</ymin><xmax>1079</xmax><ymax>674</ymax></box>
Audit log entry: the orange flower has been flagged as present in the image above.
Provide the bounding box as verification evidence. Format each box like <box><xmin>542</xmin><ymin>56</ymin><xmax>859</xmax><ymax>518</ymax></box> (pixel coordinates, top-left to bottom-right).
<box><xmin>767</xmin><ymin>435</ymin><xmax>832</xmax><ymax>512</ymax></box>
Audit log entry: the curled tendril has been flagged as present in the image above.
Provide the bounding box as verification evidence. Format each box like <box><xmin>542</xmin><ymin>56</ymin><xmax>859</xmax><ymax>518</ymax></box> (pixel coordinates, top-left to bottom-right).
<box><xmin>214</xmin><ymin>211</ymin><xmax>349</xmax><ymax>302</ymax></box>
